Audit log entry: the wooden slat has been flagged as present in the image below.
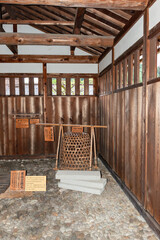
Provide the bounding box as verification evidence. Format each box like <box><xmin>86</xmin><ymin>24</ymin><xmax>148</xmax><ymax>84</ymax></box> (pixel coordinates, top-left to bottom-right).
<box><xmin>0</xmin><ymin>20</ymin><xmax>74</xmax><ymax>25</ymax></box>
<box><xmin>123</xmin><ymin>58</ymin><xmax>128</xmax><ymax>87</ymax></box>
<box><xmin>29</xmin><ymin>77</ymin><xmax>34</xmax><ymax>96</ymax></box>
<box><xmin>0</xmin><ymin>55</ymin><xmax>99</xmax><ymax>63</ymax></box>
<box><xmin>149</xmin><ymin>37</ymin><xmax>157</xmax><ymax>80</ymax></box>
<box><xmin>19</xmin><ymin>77</ymin><xmax>25</xmax><ymax>95</ymax></box>
<box><xmin>128</xmin><ymin>54</ymin><xmax>133</xmax><ymax>86</ymax></box>
<box><xmin>75</xmin><ymin>77</ymin><xmax>80</xmax><ymax>96</ymax></box>
<box><xmin>57</xmin><ymin>77</ymin><xmax>61</xmax><ymax>96</ymax></box>
<box><xmin>0</xmin><ymin>33</ymin><xmax>114</xmax><ymax>47</ymax></box>
<box><xmin>0</xmin><ymin>77</ymin><xmax>5</xmax><ymax>96</ymax></box>
<box><xmin>66</xmin><ymin>77</ymin><xmax>70</xmax><ymax>96</ymax></box>
<box><xmin>0</xmin><ymin>0</ymin><xmax>149</xmax><ymax>10</ymax></box>
<box><xmin>47</xmin><ymin>78</ymin><xmax>52</xmax><ymax>96</ymax></box>
<box><xmin>134</xmin><ymin>49</ymin><xmax>140</xmax><ymax>84</ymax></box>
<box><xmin>10</xmin><ymin>77</ymin><xmax>15</xmax><ymax>96</ymax></box>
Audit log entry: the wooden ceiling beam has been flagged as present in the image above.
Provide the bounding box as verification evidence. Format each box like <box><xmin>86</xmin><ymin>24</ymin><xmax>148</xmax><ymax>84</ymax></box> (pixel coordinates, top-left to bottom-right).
<box><xmin>0</xmin><ymin>32</ymin><xmax>114</xmax><ymax>47</ymax></box>
<box><xmin>85</xmin><ymin>10</ymin><xmax>122</xmax><ymax>31</ymax></box>
<box><xmin>71</xmin><ymin>7</ymin><xmax>86</xmax><ymax>55</ymax></box>
<box><xmin>0</xmin><ymin>5</ymin><xmax>17</xmax><ymax>54</ymax></box>
<box><xmin>11</xmin><ymin>6</ymin><xmax>103</xmax><ymax>55</ymax></box>
<box><xmin>95</xmin><ymin>9</ymin><xmax>128</xmax><ymax>25</ymax></box>
<box><xmin>0</xmin><ymin>19</ymin><xmax>74</xmax><ymax>25</ymax></box>
<box><xmin>0</xmin><ymin>0</ymin><xmax>149</xmax><ymax>10</ymax></box>
<box><xmin>0</xmin><ymin>55</ymin><xmax>99</xmax><ymax>63</ymax></box>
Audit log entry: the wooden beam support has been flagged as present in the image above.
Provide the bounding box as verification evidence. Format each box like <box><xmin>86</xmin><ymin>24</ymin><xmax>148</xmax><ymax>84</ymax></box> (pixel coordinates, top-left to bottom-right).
<box><xmin>71</xmin><ymin>7</ymin><xmax>86</xmax><ymax>55</ymax></box>
<box><xmin>0</xmin><ymin>26</ymin><xmax>17</xmax><ymax>54</ymax></box>
<box><xmin>142</xmin><ymin>8</ymin><xmax>149</xmax><ymax>208</ymax></box>
<box><xmin>43</xmin><ymin>63</ymin><xmax>47</xmax><ymax>123</ymax></box>
<box><xmin>0</xmin><ymin>0</ymin><xmax>149</xmax><ymax>10</ymax></box>
<box><xmin>0</xmin><ymin>55</ymin><xmax>99</xmax><ymax>63</ymax></box>
<box><xmin>0</xmin><ymin>33</ymin><xmax>114</xmax><ymax>47</ymax></box>
<box><xmin>0</xmin><ymin>19</ymin><xmax>74</xmax><ymax>25</ymax></box>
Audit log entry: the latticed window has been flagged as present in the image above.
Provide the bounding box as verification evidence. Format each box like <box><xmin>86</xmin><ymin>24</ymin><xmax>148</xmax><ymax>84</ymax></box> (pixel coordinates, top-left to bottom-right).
<box><xmin>61</xmin><ymin>78</ymin><xmax>66</xmax><ymax>95</ymax></box>
<box><xmin>80</xmin><ymin>78</ymin><xmax>84</xmax><ymax>95</ymax></box>
<box><xmin>5</xmin><ymin>78</ymin><xmax>10</xmax><ymax>95</ymax></box>
<box><xmin>52</xmin><ymin>78</ymin><xmax>57</xmax><ymax>95</ymax></box>
<box><xmin>24</xmin><ymin>77</ymin><xmax>29</xmax><ymax>95</ymax></box>
<box><xmin>89</xmin><ymin>78</ymin><xmax>93</xmax><ymax>95</ymax></box>
<box><xmin>15</xmin><ymin>78</ymin><xmax>20</xmax><ymax>95</ymax></box>
<box><xmin>34</xmin><ymin>78</ymin><xmax>39</xmax><ymax>95</ymax></box>
<box><xmin>70</xmin><ymin>78</ymin><xmax>75</xmax><ymax>95</ymax></box>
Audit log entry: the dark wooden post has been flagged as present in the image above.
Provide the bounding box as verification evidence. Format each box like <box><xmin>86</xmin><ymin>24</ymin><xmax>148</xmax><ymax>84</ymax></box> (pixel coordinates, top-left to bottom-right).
<box><xmin>142</xmin><ymin>8</ymin><xmax>149</xmax><ymax>207</ymax></box>
<box><xmin>43</xmin><ymin>63</ymin><xmax>47</xmax><ymax>123</ymax></box>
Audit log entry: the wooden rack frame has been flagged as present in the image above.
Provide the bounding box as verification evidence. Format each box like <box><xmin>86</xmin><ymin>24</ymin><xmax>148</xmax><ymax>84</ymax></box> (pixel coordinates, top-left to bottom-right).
<box><xmin>36</xmin><ymin>123</ymin><xmax>107</xmax><ymax>170</ymax></box>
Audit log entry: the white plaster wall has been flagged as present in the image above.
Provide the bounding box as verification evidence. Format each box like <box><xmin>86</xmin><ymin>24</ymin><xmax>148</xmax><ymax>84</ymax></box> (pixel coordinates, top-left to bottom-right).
<box><xmin>149</xmin><ymin>0</ymin><xmax>160</xmax><ymax>30</ymax></box>
<box><xmin>0</xmin><ymin>63</ymin><xmax>43</xmax><ymax>73</ymax></box>
<box><xmin>0</xmin><ymin>63</ymin><xmax>98</xmax><ymax>74</ymax></box>
<box><xmin>114</xmin><ymin>16</ymin><xmax>143</xmax><ymax>60</ymax></box>
<box><xmin>0</xmin><ymin>45</ymin><xmax>12</xmax><ymax>54</ymax></box>
<box><xmin>99</xmin><ymin>50</ymin><xmax>112</xmax><ymax>73</ymax></box>
<box><xmin>47</xmin><ymin>63</ymin><xmax>98</xmax><ymax>74</ymax></box>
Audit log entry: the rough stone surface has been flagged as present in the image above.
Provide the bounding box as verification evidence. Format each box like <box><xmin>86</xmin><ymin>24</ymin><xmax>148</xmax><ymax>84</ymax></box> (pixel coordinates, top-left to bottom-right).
<box><xmin>0</xmin><ymin>158</ymin><xmax>158</xmax><ymax>240</ymax></box>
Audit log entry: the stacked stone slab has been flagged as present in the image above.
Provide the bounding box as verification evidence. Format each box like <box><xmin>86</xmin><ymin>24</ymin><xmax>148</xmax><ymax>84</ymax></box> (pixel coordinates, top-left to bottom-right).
<box><xmin>56</xmin><ymin>170</ymin><xmax>106</xmax><ymax>195</ymax></box>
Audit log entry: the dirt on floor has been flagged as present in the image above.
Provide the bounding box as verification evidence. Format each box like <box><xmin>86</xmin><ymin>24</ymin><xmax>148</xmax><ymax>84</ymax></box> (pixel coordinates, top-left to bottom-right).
<box><xmin>0</xmin><ymin>158</ymin><xmax>158</xmax><ymax>240</ymax></box>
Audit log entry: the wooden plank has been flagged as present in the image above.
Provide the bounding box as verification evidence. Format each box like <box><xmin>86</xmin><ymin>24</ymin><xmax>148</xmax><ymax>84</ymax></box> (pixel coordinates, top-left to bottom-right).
<box><xmin>0</xmin><ymin>0</ymin><xmax>149</xmax><ymax>10</ymax></box>
<box><xmin>128</xmin><ymin>54</ymin><xmax>133</xmax><ymax>86</ymax></box>
<box><xmin>66</xmin><ymin>77</ymin><xmax>70</xmax><ymax>96</ymax></box>
<box><xmin>57</xmin><ymin>77</ymin><xmax>61</xmax><ymax>96</ymax></box>
<box><xmin>149</xmin><ymin>37</ymin><xmax>157</xmax><ymax>80</ymax></box>
<box><xmin>10</xmin><ymin>77</ymin><xmax>15</xmax><ymax>96</ymax></box>
<box><xmin>147</xmin><ymin>84</ymin><xmax>155</xmax><ymax>216</ymax></box>
<box><xmin>75</xmin><ymin>77</ymin><xmax>80</xmax><ymax>96</ymax></box>
<box><xmin>43</xmin><ymin>63</ymin><xmax>47</xmax><ymax>123</ymax></box>
<box><xmin>0</xmin><ymin>77</ymin><xmax>5</xmax><ymax>95</ymax></box>
<box><xmin>47</xmin><ymin>77</ymin><xmax>52</xmax><ymax>96</ymax></box>
<box><xmin>142</xmin><ymin>8</ymin><xmax>149</xmax><ymax>207</ymax></box>
<box><xmin>123</xmin><ymin>58</ymin><xmax>128</xmax><ymax>87</ymax></box>
<box><xmin>84</xmin><ymin>78</ymin><xmax>89</xmax><ymax>95</ymax></box>
<box><xmin>134</xmin><ymin>49</ymin><xmax>140</xmax><ymax>84</ymax></box>
<box><xmin>29</xmin><ymin>77</ymin><xmax>34</xmax><ymax>96</ymax></box>
<box><xmin>0</xmin><ymin>33</ymin><xmax>114</xmax><ymax>47</ymax></box>
<box><xmin>119</xmin><ymin>62</ymin><xmax>123</xmax><ymax>89</ymax></box>
<box><xmin>154</xmin><ymin>82</ymin><xmax>160</xmax><ymax>224</ymax></box>
<box><xmin>0</xmin><ymin>55</ymin><xmax>99</xmax><ymax>63</ymax></box>
<box><xmin>0</xmin><ymin>20</ymin><xmax>74</xmax><ymax>25</ymax></box>
<box><xmin>19</xmin><ymin>77</ymin><xmax>25</xmax><ymax>96</ymax></box>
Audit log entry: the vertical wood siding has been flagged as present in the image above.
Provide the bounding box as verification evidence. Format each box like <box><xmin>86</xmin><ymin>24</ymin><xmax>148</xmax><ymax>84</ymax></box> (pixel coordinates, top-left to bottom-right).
<box><xmin>99</xmin><ymin>82</ymin><xmax>160</xmax><ymax>225</ymax></box>
<box><xmin>0</xmin><ymin>96</ymin><xmax>97</xmax><ymax>157</ymax></box>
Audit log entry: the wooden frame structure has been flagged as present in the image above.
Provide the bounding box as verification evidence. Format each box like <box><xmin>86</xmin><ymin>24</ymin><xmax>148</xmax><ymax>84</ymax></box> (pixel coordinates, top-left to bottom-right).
<box><xmin>36</xmin><ymin>123</ymin><xmax>107</xmax><ymax>170</ymax></box>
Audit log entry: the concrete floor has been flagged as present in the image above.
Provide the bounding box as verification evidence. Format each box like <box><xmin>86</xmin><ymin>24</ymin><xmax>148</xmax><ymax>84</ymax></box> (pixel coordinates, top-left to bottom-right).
<box><xmin>0</xmin><ymin>158</ymin><xmax>158</xmax><ymax>240</ymax></box>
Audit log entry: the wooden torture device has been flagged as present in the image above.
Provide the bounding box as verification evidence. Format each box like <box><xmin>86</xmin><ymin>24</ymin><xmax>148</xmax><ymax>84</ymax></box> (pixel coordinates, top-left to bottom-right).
<box><xmin>36</xmin><ymin>123</ymin><xmax>107</xmax><ymax>170</ymax></box>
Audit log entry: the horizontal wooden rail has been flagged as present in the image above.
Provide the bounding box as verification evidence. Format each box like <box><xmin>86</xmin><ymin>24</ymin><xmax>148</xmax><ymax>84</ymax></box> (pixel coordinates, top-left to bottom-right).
<box><xmin>0</xmin><ymin>20</ymin><xmax>74</xmax><ymax>26</ymax></box>
<box><xmin>0</xmin><ymin>33</ymin><xmax>114</xmax><ymax>47</ymax></box>
<box><xmin>0</xmin><ymin>0</ymin><xmax>149</xmax><ymax>10</ymax></box>
<box><xmin>0</xmin><ymin>55</ymin><xmax>99</xmax><ymax>63</ymax></box>
<box><xmin>36</xmin><ymin>123</ymin><xmax>107</xmax><ymax>128</ymax></box>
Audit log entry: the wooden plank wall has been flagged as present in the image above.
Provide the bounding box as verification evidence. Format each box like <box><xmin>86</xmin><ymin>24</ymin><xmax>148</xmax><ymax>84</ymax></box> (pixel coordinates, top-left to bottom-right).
<box><xmin>99</xmin><ymin>87</ymin><xmax>142</xmax><ymax>201</ymax></box>
<box><xmin>0</xmin><ymin>96</ymin><xmax>98</xmax><ymax>157</ymax></box>
<box><xmin>99</xmin><ymin>30</ymin><xmax>160</xmax><ymax>225</ymax></box>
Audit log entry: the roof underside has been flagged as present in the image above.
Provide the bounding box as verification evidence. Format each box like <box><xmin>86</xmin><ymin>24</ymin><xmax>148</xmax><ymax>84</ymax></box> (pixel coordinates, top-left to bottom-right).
<box><xmin>1</xmin><ymin>4</ymin><xmax>142</xmax><ymax>56</ymax></box>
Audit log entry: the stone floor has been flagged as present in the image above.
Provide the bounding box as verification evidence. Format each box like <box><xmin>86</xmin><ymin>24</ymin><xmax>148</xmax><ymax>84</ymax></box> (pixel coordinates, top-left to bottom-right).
<box><xmin>0</xmin><ymin>158</ymin><xmax>158</xmax><ymax>240</ymax></box>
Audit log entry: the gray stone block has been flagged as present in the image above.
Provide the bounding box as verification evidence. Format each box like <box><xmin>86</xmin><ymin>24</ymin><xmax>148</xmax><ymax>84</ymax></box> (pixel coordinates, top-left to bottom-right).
<box><xmin>56</xmin><ymin>170</ymin><xmax>101</xmax><ymax>180</ymax></box>
<box><xmin>60</xmin><ymin>178</ymin><xmax>106</xmax><ymax>189</ymax></box>
<box><xmin>58</xmin><ymin>182</ymin><xmax>105</xmax><ymax>195</ymax></box>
